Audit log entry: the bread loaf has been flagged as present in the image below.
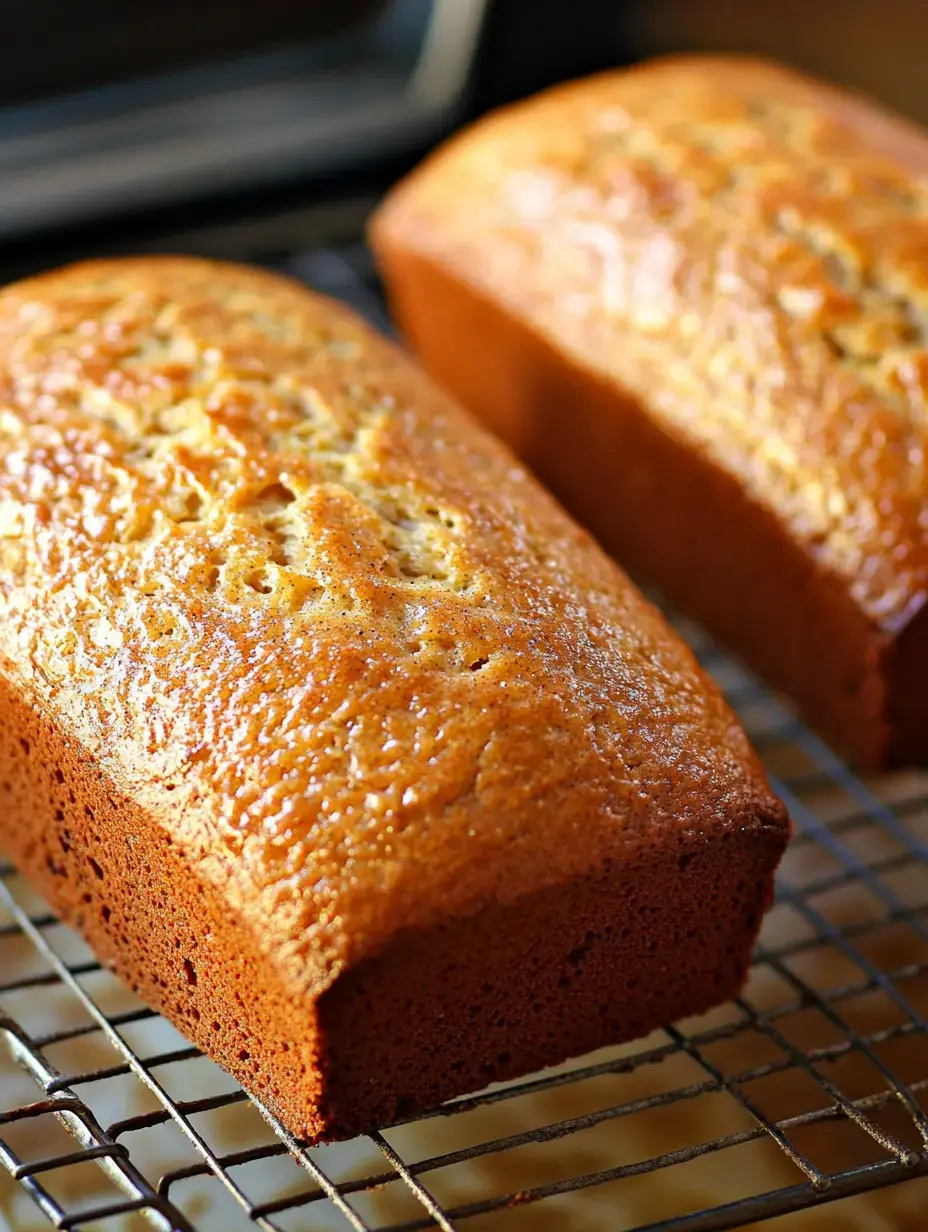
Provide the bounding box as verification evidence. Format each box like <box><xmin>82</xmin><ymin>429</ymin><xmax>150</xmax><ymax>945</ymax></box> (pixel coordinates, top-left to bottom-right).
<box><xmin>371</xmin><ymin>55</ymin><xmax>928</xmax><ymax>769</ymax></box>
<box><xmin>0</xmin><ymin>257</ymin><xmax>788</xmax><ymax>1140</ymax></box>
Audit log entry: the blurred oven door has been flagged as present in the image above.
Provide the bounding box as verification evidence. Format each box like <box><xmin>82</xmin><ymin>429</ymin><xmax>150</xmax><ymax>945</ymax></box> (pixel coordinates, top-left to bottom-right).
<box><xmin>0</xmin><ymin>0</ymin><xmax>488</xmax><ymax>240</ymax></box>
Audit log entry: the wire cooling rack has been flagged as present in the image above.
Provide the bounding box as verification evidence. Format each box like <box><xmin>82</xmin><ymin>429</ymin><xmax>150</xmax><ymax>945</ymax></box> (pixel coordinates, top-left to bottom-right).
<box><xmin>3</xmin><ymin>242</ymin><xmax>928</xmax><ymax>1232</ymax></box>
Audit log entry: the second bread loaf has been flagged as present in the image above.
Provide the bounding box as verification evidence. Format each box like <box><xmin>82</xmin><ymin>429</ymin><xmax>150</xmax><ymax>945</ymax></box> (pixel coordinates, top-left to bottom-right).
<box><xmin>372</xmin><ymin>55</ymin><xmax>928</xmax><ymax>769</ymax></box>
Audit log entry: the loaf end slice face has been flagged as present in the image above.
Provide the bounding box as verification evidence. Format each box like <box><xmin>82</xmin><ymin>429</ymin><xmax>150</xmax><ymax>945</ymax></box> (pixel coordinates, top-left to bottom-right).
<box><xmin>371</xmin><ymin>55</ymin><xmax>928</xmax><ymax>769</ymax></box>
<box><xmin>0</xmin><ymin>257</ymin><xmax>788</xmax><ymax>1140</ymax></box>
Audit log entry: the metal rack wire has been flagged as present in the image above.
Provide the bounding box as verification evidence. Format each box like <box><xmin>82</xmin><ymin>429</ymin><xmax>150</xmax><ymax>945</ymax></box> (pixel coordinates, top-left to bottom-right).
<box><xmin>3</xmin><ymin>242</ymin><xmax>928</xmax><ymax>1232</ymax></box>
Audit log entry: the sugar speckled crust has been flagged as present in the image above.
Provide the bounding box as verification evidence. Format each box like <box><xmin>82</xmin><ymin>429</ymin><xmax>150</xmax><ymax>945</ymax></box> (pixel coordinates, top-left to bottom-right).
<box><xmin>371</xmin><ymin>55</ymin><xmax>928</xmax><ymax>768</ymax></box>
<box><xmin>0</xmin><ymin>256</ymin><xmax>787</xmax><ymax>1139</ymax></box>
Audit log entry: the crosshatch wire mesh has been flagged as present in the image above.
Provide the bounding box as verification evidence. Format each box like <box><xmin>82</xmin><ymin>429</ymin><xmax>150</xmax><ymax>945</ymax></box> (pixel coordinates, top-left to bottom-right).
<box><xmin>3</xmin><ymin>241</ymin><xmax>928</xmax><ymax>1232</ymax></box>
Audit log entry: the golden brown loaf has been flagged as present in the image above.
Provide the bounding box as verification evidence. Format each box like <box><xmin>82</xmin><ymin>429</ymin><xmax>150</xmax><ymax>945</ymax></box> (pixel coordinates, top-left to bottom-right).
<box><xmin>371</xmin><ymin>55</ymin><xmax>928</xmax><ymax>768</ymax></box>
<box><xmin>0</xmin><ymin>257</ymin><xmax>788</xmax><ymax>1140</ymax></box>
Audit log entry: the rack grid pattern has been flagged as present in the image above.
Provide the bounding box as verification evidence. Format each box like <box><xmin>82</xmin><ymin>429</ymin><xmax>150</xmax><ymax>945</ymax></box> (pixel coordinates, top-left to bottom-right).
<box><xmin>3</xmin><ymin>243</ymin><xmax>928</xmax><ymax>1232</ymax></box>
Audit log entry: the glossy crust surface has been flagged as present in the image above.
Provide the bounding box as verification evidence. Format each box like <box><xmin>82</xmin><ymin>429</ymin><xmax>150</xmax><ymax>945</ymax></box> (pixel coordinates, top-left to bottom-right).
<box><xmin>0</xmin><ymin>256</ymin><xmax>787</xmax><ymax>1138</ymax></box>
<box><xmin>371</xmin><ymin>55</ymin><xmax>928</xmax><ymax>767</ymax></box>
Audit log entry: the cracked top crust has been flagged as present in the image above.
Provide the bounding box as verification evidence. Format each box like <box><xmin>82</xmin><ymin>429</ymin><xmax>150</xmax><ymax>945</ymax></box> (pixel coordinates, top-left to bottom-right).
<box><xmin>374</xmin><ymin>55</ymin><xmax>928</xmax><ymax>635</ymax></box>
<box><xmin>0</xmin><ymin>256</ymin><xmax>786</xmax><ymax>996</ymax></box>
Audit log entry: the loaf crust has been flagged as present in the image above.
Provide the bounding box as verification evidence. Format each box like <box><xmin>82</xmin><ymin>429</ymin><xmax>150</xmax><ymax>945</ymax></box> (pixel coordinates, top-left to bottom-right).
<box><xmin>371</xmin><ymin>55</ymin><xmax>928</xmax><ymax>768</ymax></box>
<box><xmin>0</xmin><ymin>257</ymin><xmax>787</xmax><ymax>1139</ymax></box>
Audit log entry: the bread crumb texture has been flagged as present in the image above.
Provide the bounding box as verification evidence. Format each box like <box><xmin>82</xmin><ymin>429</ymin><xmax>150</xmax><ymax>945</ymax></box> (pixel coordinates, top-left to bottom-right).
<box><xmin>0</xmin><ymin>257</ymin><xmax>784</xmax><ymax>1001</ymax></box>
<box><xmin>380</xmin><ymin>56</ymin><xmax>928</xmax><ymax>634</ymax></box>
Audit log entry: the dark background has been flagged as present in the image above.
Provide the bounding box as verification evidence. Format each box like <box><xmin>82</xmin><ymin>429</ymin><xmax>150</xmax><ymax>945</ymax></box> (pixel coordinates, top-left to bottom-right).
<box><xmin>0</xmin><ymin>1</ymin><xmax>383</xmax><ymax>106</ymax></box>
<box><xmin>7</xmin><ymin>0</ymin><xmax>926</xmax><ymax>117</ymax></box>
<box><xmin>0</xmin><ymin>0</ymin><xmax>925</xmax><ymax>268</ymax></box>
